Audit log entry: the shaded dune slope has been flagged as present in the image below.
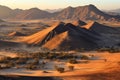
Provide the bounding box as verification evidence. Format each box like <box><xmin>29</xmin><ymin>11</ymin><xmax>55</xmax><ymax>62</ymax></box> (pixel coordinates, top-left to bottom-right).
<box><xmin>82</xmin><ymin>21</ymin><xmax>119</xmax><ymax>34</ymax></box>
<box><xmin>0</xmin><ymin>40</ymin><xmax>21</xmax><ymax>48</ymax></box>
<box><xmin>72</xmin><ymin>19</ymin><xmax>87</xmax><ymax>26</ymax></box>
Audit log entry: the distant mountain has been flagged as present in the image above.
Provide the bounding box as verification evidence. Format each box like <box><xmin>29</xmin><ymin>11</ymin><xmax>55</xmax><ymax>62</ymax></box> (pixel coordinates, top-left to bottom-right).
<box><xmin>53</xmin><ymin>4</ymin><xmax>119</xmax><ymax>21</ymax></box>
<box><xmin>14</xmin><ymin>8</ymin><xmax>51</xmax><ymax>20</ymax></box>
<box><xmin>0</xmin><ymin>4</ymin><xmax>119</xmax><ymax>21</ymax></box>
<box><xmin>0</xmin><ymin>5</ymin><xmax>23</xmax><ymax>19</ymax></box>
<box><xmin>0</xmin><ymin>19</ymin><xmax>4</xmax><ymax>22</ymax></box>
<box><xmin>0</xmin><ymin>5</ymin><xmax>13</xmax><ymax>19</ymax></box>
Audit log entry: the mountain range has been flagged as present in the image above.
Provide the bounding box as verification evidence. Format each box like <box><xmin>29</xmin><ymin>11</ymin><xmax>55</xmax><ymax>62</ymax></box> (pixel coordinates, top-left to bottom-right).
<box><xmin>0</xmin><ymin>4</ymin><xmax>120</xmax><ymax>21</ymax></box>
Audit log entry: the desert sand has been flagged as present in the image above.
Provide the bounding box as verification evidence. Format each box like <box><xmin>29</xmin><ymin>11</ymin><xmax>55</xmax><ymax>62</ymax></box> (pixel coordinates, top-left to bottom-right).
<box><xmin>0</xmin><ymin>52</ymin><xmax>120</xmax><ymax>78</ymax></box>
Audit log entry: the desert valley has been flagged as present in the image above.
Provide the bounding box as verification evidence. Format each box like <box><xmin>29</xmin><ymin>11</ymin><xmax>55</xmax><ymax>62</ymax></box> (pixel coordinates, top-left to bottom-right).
<box><xmin>0</xmin><ymin>3</ymin><xmax>120</xmax><ymax>80</ymax></box>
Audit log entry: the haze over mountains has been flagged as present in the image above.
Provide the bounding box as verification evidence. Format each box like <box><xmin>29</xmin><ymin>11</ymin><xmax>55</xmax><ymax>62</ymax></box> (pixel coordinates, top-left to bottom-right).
<box><xmin>45</xmin><ymin>8</ymin><xmax>63</xmax><ymax>13</ymax></box>
<box><xmin>104</xmin><ymin>8</ymin><xmax>120</xmax><ymax>16</ymax></box>
<box><xmin>110</xmin><ymin>9</ymin><xmax>120</xmax><ymax>14</ymax></box>
<box><xmin>0</xmin><ymin>4</ymin><xmax>120</xmax><ymax>21</ymax></box>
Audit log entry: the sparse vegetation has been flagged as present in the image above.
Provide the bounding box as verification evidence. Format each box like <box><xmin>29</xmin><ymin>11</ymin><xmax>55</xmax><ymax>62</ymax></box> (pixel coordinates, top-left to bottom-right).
<box><xmin>97</xmin><ymin>47</ymin><xmax>120</xmax><ymax>53</ymax></box>
<box><xmin>29</xmin><ymin>52</ymin><xmax>77</xmax><ymax>60</ymax></box>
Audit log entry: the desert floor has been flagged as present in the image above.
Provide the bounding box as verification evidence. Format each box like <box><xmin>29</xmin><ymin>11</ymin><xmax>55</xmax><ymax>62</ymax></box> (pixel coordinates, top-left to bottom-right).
<box><xmin>0</xmin><ymin>52</ymin><xmax>120</xmax><ymax>78</ymax></box>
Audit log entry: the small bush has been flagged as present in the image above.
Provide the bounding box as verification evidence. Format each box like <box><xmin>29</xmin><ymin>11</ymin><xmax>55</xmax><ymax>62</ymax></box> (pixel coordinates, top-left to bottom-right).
<box><xmin>15</xmin><ymin>59</ymin><xmax>26</xmax><ymax>64</ymax></box>
<box><xmin>80</xmin><ymin>55</ymin><xmax>89</xmax><ymax>60</ymax></box>
<box><xmin>0</xmin><ymin>57</ymin><xmax>11</xmax><ymax>63</ymax></box>
<box><xmin>68</xmin><ymin>59</ymin><xmax>78</xmax><ymax>64</ymax></box>
<box><xmin>7</xmin><ymin>62</ymin><xmax>15</xmax><ymax>67</ymax></box>
<box><xmin>68</xmin><ymin>66</ymin><xmax>74</xmax><ymax>71</ymax></box>
<box><xmin>32</xmin><ymin>58</ymin><xmax>39</xmax><ymax>65</ymax></box>
<box><xmin>0</xmin><ymin>65</ymin><xmax>2</xmax><ymax>69</ymax></box>
<box><xmin>25</xmin><ymin>64</ymin><xmax>37</xmax><ymax>70</ymax></box>
<box><xmin>56</xmin><ymin>67</ymin><xmax>65</xmax><ymax>73</ymax></box>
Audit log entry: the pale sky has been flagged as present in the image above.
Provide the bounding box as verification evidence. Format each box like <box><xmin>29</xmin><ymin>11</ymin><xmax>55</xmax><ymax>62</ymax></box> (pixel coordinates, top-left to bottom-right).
<box><xmin>0</xmin><ymin>0</ymin><xmax>120</xmax><ymax>10</ymax></box>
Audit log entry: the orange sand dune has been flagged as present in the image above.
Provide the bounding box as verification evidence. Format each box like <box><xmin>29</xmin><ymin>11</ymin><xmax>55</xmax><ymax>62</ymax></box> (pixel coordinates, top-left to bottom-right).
<box><xmin>43</xmin><ymin>31</ymin><xmax>68</xmax><ymax>50</ymax></box>
<box><xmin>72</xmin><ymin>20</ymin><xmax>86</xmax><ymax>26</ymax></box>
<box><xmin>21</xmin><ymin>22</ymin><xmax>64</xmax><ymax>44</ymax></box>
<box><xmin>21</xmin><ymin>22</ymin><xmax>99</xmax><ymax>50</ymax></box>
<box><xmin>81</xmin><ymin>21</ymin><xmax>94</xmax><ymax>29</ymax></box>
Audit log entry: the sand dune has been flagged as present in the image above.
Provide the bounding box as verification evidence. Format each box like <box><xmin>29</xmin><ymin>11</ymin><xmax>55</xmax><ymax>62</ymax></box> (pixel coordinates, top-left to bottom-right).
<box><xmin>21</xmin><ymin>22</ymin><xmax>64</xmax><ymax>45</ymax></box>
<box><xmin>82</xmin><ymin>21</ymin><xmax>119</xmax><ymax>34</ymax></box>
<box><xmin>43</xmin><ymin>31</ymin><xmax>68</xmax><ymax>50</ymax></box>
<box><xmin>8</xmin><ymin>31</ymin><xmax>26</xmax><ymax>36</ymax></box>
<box><xmin>21</xmin><ymin>21</ymin><xmax>100</xmax><ymax>50</ymax></box>
<box><xmin>72</xmin><ymin>19</ymin><xmax>86</xmax><ymax>26</ymax></box>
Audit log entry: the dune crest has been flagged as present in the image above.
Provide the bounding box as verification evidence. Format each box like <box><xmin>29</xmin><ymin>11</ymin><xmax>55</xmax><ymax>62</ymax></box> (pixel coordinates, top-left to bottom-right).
<box><xmin>8</xmin><ymin>31</ymin><xmax>26</xmax><ymax>36</ymax></box>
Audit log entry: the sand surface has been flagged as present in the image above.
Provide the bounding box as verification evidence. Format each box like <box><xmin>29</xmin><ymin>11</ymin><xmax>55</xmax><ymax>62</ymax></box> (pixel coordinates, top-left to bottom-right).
<box><xmin>0</xmin><ymin>52</ymin><xmax>120</xmax><ymax>77</ymax></box>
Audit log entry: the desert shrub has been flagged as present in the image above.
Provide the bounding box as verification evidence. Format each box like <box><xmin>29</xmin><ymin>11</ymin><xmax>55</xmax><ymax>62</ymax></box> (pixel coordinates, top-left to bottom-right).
<box><xmin>25</xmin><ymin>64</ymin><xmax>37</xmax><ymax>70</ymax></box>
<box><xmin>1</xmin><ymin>64</ymin><xmax>12</xmax><ymax>69</ymax></box>
<box><xmin>68</xmin><ymin>66</ymin><xmax>74</xmax><ymax>71</ymax></box>
<box><xmin>7</xmin><ymin>62</ymin><xmax>15</xmax><ymax>67</ymax></box>
<box><xmin>33</xmin><ymin>58</ymin><xmax>39</xmax><ymax>65</ymax></box>
<box><xmin>42</xmin><ymin>71</ymin><xmax>49</xmax><ymax>73</ymax></box>
<box><xmin>97</xmin><ymin>47</ymin><xmax>110</xmax><ymax>52</ymax></box>
<box><xmin>54</xmin><ymin>65</ymin><xmax>58</xmax><ymax>70</ymax></box>
<box><xmin>68</xmin><ymin>59</ymin><xmax>78</xmax><ymax>64</ymax></box>
<box><xmin>15</xmin><ymin>65</ymin><xmax>21</xmax><ymax>69</ymax></box>
<box><xmin>108</xmin><ymin>49</ymin><xmax>120</xmax><ymax>53</ymax></box>
<box><xmin>80</xmin><ymin>55</ymin><xmax>89</xmax><ymax>60</ymax></box>
<box><xmin>97</xmin><ymin>47</ymin><xmax>120</xmax><ymax>53</ymax></box>
<box><xmin>0</xmin><ymin>65</ymin><xmax>2</xmax><ymax>69</ymax></box>
<box><xmin>15</xmin><ymin>59</ymin><xmax>26</xmax><ymax>64</ymax></box>
<box><xmin>56</xmin><ymin>67</ymin><xmax>65</xmax><ymax>73</ymax></box>
<box><xmin>20</xmin><ymin>24</ymin><xmax>27</xmax><ymax>27</ymax></box>
<box><xmin>0</xmin><ymin>57</ymin><xmax>11</xmax><ymax>63</ymax></box>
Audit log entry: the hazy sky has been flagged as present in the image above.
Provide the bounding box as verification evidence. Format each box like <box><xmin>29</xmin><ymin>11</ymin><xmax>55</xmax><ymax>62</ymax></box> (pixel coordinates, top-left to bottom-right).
<box><xmin>0</xmin><ymin>0</ymin><xmax>120</xmax><ymax>10</ymax></box>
